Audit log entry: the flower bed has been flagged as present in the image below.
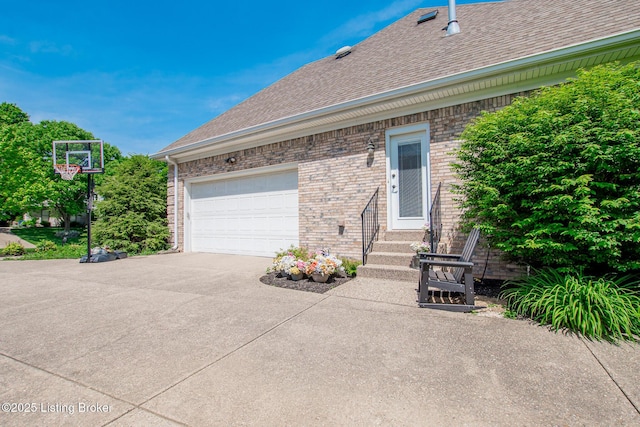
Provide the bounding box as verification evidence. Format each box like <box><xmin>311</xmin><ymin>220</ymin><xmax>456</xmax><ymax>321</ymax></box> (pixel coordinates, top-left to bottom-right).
<box><xmin>259</xmin><ymin>271</ymin><xmax>352</xmax><ymax>294</ymax></box>
<box><xmin>268</xmin><ymin>248</ymin><xmax>346</xmax><ymax>281</ymax></box>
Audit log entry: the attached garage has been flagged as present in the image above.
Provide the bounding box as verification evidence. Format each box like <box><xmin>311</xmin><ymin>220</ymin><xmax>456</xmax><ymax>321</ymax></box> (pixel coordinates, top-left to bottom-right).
<box><xmin>186</xmin><ymin>168</ymin><xmax>299</xmax><ymax>257</ymax></box>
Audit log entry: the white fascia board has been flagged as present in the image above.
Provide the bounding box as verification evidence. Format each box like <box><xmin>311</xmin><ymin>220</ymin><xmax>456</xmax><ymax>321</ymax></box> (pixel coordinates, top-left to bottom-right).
<box><xmin>153</xmin><ymin>29</ymin><xmax>640</xmax><ymax>161</ymax></box>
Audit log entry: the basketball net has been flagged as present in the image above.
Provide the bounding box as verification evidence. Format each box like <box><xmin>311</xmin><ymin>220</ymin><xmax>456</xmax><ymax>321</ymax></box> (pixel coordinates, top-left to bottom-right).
<box><xmin>54</xmin><ymin>164</ymin><xmax>81</xmax><ymax>181</ymax></box>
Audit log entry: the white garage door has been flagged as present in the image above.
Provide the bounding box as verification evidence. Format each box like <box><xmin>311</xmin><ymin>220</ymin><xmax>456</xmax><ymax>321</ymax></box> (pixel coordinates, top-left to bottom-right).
<box><xmin>189</xmin><ymin>170</ymin><xmax>298</xmax><ymax>257</ymax></box>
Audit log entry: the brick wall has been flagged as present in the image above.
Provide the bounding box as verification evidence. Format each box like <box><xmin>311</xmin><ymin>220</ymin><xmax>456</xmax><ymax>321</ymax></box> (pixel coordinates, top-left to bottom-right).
<box><xmin>167</xmin><ymin>91</ymin><xmax>529</xmax><ymax>278</ymax></box>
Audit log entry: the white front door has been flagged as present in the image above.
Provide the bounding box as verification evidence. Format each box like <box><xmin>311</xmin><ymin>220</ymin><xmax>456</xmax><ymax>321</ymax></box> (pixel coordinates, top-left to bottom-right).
<box><xmin>387</xmin><ymin>126</ymin><xmax>430</xmax><ymax>230</ymax></box>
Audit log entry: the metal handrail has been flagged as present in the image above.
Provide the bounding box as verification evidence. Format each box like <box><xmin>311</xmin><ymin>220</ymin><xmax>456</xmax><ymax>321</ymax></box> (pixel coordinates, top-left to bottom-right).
<box><xmin>361</xmin><ymin>187</ymin><xmax>380</xmax><ymax>265</ymax></box>
<box><xmin>430</xmin><ymin>182</ymin><xmax>442</xmax><ymax>253</ymax></box>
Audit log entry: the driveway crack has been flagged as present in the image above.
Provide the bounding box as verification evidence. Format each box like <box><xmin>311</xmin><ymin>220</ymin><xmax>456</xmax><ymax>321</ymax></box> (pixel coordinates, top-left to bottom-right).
<box><xmin>139</xmin><ymin>295</ymin><xmax>330</xmax><ymax>407</ymax></box>
<box><xmin>581</xmin><ymin>339</ymin><xmax>640</xmax><ymax>416</ymax></box>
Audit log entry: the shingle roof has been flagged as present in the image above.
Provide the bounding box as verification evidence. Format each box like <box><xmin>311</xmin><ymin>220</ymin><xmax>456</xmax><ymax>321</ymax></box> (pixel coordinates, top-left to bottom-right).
<box><xmin>159</xmin><ymin>0</ymin><xmax>640</xmax><ymax>154</ymax></box>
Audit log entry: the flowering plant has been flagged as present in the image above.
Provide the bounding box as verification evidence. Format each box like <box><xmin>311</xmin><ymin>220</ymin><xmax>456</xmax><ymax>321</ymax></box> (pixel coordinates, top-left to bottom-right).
<box><xmin>268</xmin><ymin>255</ymin><xmax>309</xmax><ymax>276</ymax></box>
<box><xmin>268</xmin><ymin>254</ymin><xmax>296</xmax><ymax>274</ymax></box>
<box><xmin>410</xmin><ymin>241</ymin><xmax>431</xmax><ymax>253</ymax></box>
<box><xmin>289</xmin><ymin>266</ymin><xmax>301</xmax><ymax>275</ymax></box>
<box><xmin>295</xmin><ymin>259</ymin><xmax>307</xmax><ymax>272</ymax></box>
<box><xmin>305</xmin><ymin>251</ymin><xmax>343</xmax><ymax>276</ymax></box>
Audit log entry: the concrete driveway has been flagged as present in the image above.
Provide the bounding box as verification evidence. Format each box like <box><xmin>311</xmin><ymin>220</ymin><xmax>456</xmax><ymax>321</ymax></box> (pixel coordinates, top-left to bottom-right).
<box><xmin>0</xmin><ymin>253</ymin><xmax>638</xmax><ymax>426</ymax></box>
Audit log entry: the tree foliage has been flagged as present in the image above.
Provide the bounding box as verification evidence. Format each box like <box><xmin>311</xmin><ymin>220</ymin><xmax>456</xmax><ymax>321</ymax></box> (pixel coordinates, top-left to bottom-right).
<box><xmin>0</xmin><ymin>102</ymin><xmax>29</xmax><ymax>126</ymax></box>
<box><xmin>0</xmin><ymin>103</ymin><xmax>122</xmax><ymax>228</ymax></box>
<box><xmin>453</xmin><ymin>62</ymin><xmax>640</xmax><ymax>274</ymax></box>
<box><xmin>92</xmin><ymin>155</ymin><xmax>169</xmax><ymax>253</ymax></box>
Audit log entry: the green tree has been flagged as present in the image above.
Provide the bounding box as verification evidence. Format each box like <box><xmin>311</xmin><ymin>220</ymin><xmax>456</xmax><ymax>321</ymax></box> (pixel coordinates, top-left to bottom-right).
<box><xmin>92</xmin><ymin>155</ymin><xmax>169</xmax><ymax>253</ymax></box>
<box><xmin>36</xmin><ymin>121</ymin><xmax>100</xmax><ymax>231</ymax></box>
<box><xmin>453</xmin><ymin>62</ymin><xmax>640</xmax><ymax>274</ymax></box>
<box><xmin>0</xmin><ymin>103</ymin><xmax>122</xmax><ymax>228</ymax></box>
<box><xmin>0</xmin><ymin>103</ymin><xmax>31</xmax><ymax>222</ymax></box>
<box><xmin>0</xmin><ymin>102</ymin><xmax>29</xmax><ymax>126</ymax></box>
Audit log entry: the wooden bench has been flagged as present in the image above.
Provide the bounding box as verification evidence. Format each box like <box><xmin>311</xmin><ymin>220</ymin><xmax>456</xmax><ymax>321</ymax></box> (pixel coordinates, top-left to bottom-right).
<box><xmin>417</xmin><ymin>228</ymin><xmax>480</xmax><ymax>312</ymax></box>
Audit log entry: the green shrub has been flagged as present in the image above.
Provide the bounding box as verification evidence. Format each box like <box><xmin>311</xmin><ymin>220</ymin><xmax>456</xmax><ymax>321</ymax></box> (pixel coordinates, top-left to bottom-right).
<box><xmin>454</xmin><ymin>62</ymin><xmax>640</xmax><ymax>275</ymax></box>
<box><xmin>500</xmin><ymin>268</ymin><xmax>640</xmax><ymax>343</ymax></box>
<box><xmin>341</xmin><ymin>257</ymin><xmax>362</xmax><ymax>277</ymax></box>
<box><xmin>40</xmin><ymin>220</ymin><xmax>51</xmax><ymax>227</ymax></box>
<box><xmin>19</xmin><ymin>218</ymin><xmax>37</xmax><ymax>228</ymax></box>
<box><xmin>274</xmin><ymin>245</ymin><xmax>311</xmax><ymax>261</ymax></box>
<box><xmin>92</xmin><ymin>155</ymin><xmax>169</xmax><ymax>254</ymax></box>
<box><xmin>21</xmin><ymin>243</ymin><xmax>86</xmax><ymax>260</ymax></box>
<box><xmin>1</xmin><ymin>242</ymin><xmax>25</xmax><ymax>256</ymax></box>
<box><xmin>35</xmin><ymin>240</ymin><xmax>57</xmax><ymax>252</ymax></box>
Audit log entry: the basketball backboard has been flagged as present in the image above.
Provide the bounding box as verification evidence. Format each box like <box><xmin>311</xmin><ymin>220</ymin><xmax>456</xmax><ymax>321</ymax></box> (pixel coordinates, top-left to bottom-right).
<box><xmin>53</xmin><ymin>140</ymin><xmax>104</xmax><ymax>175</ymax></box>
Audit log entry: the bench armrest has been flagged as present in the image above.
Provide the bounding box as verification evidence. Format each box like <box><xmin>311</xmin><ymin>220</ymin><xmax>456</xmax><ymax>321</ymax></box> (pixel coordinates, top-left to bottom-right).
<box><xmin>420</xmin><ymin>259</ymin><xmax>474</xmax><ymax>268</ymax></box>
<box><xmin>417</xmin><ymin>252</ymin><xmax>463</xmax><ymax>259</ymax></box>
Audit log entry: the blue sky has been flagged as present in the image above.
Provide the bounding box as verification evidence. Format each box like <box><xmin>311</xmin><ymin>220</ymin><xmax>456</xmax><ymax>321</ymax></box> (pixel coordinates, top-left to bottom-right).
<box><xmin>0</xmin><ymin>0</ymin><xmax>484</xmax><ymax>156</ymax></box>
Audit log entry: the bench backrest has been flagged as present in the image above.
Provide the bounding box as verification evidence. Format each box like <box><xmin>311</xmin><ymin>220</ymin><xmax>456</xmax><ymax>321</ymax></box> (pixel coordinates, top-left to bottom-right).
<box><xmin>452</xmin><ymin>228</ymin><xmax>481</xmax><ymax>283</ymax></box>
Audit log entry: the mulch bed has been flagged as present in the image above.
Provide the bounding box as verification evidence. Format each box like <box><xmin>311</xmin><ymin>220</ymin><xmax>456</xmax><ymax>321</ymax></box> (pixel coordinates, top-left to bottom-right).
<box><xmin>261</xmin><ymin>272</ymin><xmax>504</xmax><ymax>298</ymax></box>
<box><xmin>259</xmin><ymin>272</ymin><xmax>353</xmax><ymax>294</ymax></box>
<box><xmin>474</xmin><ymin>278</ymin><xmax>504</xmax><ymax>298</ymax></box>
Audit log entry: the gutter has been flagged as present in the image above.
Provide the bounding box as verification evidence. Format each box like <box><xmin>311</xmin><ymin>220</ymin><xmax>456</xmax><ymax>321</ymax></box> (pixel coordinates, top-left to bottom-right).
<box><xmin>164</xmin><ymin>155</ymin><xmax>179</xmax><ymax>250</ymax></box>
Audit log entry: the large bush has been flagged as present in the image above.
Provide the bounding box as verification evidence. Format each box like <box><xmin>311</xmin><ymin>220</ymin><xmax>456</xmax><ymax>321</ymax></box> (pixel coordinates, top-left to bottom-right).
<box><xmin>92</xmin><ymin>155</ymin><xmax>169</xmax><ymax>254</ymax></box>
<box><xmin>453</xmin><ymin>62</ymin><xmax>640</xmax><ymax>274</ymax></box>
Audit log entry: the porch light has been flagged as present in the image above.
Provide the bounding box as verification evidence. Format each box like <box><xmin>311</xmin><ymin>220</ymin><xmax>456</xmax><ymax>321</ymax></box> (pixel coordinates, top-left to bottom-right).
<box><xmin>366</xmin><ymin>137</ymin><xmax>376</xmax><ymax>154</ymax></box>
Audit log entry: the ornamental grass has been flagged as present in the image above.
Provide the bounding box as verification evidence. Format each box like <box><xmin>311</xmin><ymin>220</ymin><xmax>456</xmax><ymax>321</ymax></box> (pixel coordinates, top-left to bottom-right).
<box><xmin>500</xmin><ymin>268</ymin><xmax>640</xmax><ymax>343</ymax></box>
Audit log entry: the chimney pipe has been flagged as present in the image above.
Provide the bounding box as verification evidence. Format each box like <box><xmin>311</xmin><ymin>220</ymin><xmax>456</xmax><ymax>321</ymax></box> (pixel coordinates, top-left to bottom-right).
<box><xmin>446</xmin><ymin>0</ymin><xmax>460</xmax><ymax>36</ymax></box>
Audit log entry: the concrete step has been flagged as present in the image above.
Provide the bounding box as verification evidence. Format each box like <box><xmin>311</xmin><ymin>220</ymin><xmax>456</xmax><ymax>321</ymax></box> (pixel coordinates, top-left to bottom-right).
<box><xmin>366</xmin><ymin>252</ymin><xmax>415</xmax><ymax>267</ymax></box>
<box><xmin>372</xmin><ymin>240</ymin><xmax>416</xmax><ymax>254</ymax></box>
<box><xmin>357</xmin><ymin>263</ymin><xmax>419</xmax><ymax>283</ymax></box>
<box><xmin>383</xmin><ymin>230</ymin><xmax>427</xmax><ymax>242</ymax></box>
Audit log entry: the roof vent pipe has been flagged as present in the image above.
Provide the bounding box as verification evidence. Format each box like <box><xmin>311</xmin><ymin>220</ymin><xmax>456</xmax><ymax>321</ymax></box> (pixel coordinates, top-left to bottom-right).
<box><xmin>445</xmin><ymin>0</ymin><xmax>460</xmax><ymax>36</ymax></box>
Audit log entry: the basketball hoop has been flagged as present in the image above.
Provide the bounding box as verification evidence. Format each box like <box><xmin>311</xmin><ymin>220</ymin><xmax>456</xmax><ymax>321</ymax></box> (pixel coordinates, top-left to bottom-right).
<box><xmin>54</xmin><ymin>164</ymin><xmax>81</xmax><ymax>181</ymax></box>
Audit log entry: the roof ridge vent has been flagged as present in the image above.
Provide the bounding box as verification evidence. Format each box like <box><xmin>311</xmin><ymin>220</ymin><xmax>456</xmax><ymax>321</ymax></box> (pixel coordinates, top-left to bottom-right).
<box><xmin>335</xmin><ymin>46</ymin><xmax>352</xmax><ymax>59</ymax></box>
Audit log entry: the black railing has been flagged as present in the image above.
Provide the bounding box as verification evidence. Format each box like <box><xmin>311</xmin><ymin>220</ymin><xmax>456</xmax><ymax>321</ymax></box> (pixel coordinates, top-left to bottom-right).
<box><xmin>361</xmin><ymin>187</ymin><xmax>380</xmax><ymax>265</ymax></box>
<box><xmin>430</xmin><ymin>182</ymin><xmax>442</xmax><ymax>253</ymax></box>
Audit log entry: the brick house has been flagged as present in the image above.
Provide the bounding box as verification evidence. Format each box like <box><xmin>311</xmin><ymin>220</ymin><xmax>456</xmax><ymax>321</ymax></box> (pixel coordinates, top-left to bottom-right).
<box><xmin>153</xmin><ymin>0</ymin><xmax>640</xmax><ymax>280</ymax></box>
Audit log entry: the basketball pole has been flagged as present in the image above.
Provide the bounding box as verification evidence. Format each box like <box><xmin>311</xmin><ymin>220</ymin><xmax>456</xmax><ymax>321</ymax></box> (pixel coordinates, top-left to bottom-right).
<box><xmin>86</xmin><ymin>173</ymin><xmax>93</xmax><ymax>262</ymax></box>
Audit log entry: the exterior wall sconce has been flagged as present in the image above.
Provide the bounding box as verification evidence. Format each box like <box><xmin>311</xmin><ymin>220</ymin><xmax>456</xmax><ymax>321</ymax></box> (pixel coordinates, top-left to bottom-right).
<box><xmin>226</xmin><ymin>156</ymin><xmax>237</xmax><ymax>164</ymax></box>
<box><xmin>366</xmin><ymin>137</ymin><xmax>376</xmax><ymax>154</ymax></box>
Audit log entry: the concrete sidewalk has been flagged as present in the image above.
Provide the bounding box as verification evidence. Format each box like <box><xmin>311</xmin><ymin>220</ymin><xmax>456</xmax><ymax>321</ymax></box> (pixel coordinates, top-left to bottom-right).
<box><xmin>0</xmin><ymin>228</ymin><xmax>36</xmax><ymax>250</ymax></box>
<box><xmin>0</xmin><ymin>253</ymin><xmax>638</xmax><ymax>426</ymax></box>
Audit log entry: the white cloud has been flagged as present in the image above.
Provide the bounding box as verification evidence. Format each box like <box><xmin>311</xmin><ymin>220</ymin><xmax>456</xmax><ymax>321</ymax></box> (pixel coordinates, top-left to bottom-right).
<box><xmin>29</xmin><ymin>40</ymin><xmax>73</xmax><ymax>55</ymax></box>
<box><xmin>214</xmin><ymin>0</ymin><xmax>423</xmax><ymax>99</ymax></box>
<box><xmin>320</xmin><ymin>0</ymin><xmax>423</xmax><ymax>47</ymax></box>
<box><xmin>0</xmin><ymin>34</ymin><xmax>17</xmax><ymax>45</ymax></box>
<box><xmin>0</xmin><ymin>65</ymin><xmax>209</xmax><ymax>154</ymax></box>
<box><xmin>205</xmin><ymin>94</ymin><xmax>246</xmax><ymax>115</ymax></box>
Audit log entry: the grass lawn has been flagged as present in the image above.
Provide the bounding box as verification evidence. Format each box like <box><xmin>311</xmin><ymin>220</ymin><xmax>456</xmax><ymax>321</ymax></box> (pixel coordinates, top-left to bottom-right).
<box><xmin>9</xmin><ymin>227</ymin><xmax>88</xmax><ymax>260</ymax></box>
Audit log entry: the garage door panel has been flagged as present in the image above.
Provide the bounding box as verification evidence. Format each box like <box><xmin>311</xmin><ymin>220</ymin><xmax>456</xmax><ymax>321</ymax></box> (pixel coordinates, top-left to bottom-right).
<box><xmin>190</xmin><ymin>170</ymin><xmax>298</xmax><ymax>257</ymax></box>
<box><xmin>284</xmin><ymin>193</ymin><xmax>298</xmax><ymax>208</ymax></box>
